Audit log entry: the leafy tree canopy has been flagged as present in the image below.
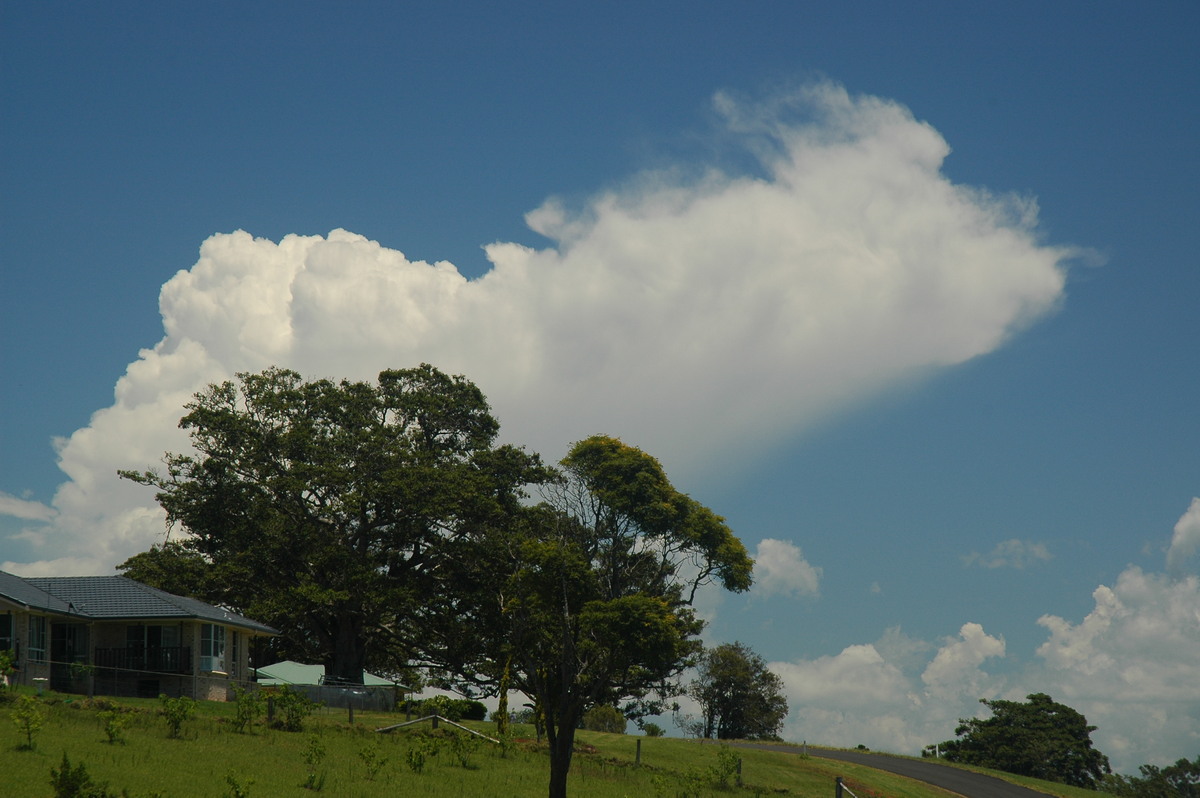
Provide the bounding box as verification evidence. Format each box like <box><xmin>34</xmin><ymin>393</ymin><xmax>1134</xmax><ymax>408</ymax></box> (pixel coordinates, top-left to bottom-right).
<box><xmin>688</xmin><ymin>641</ymin><xmax>788</xmax><ymax>740</ymax></box>
<box><xmin>120</xmin><ymin>364</ymin><xmax>547</xmax><ymax>683</ymax></box>
<box><xmin>931</xmin><ymin>692</ymin><xmax>1111</xmax><ymax>788</ymax></box>
<box><xmin>431</xmin><ymin>434</ymin><xmax>754</xmax><ymax>798</ymax></box>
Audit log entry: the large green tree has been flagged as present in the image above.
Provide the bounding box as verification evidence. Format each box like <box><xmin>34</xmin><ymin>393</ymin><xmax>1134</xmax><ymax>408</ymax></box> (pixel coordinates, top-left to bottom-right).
<box><xmin>931</xmin><ymin>692</ymin><xmax>1111</xmax><ymax>788</ymax></box>
<box><xmin>120</xmin><ymin>364</ymin><xmax>545</xmax><ymax>683</ymax></box>
<box><xmin>433</xmin><ymin>435</ymin><xmax>754</xmax><ymax>798</ymax></box>
<box><xmin>688</xmin><ymin>641</ymin><xmax>788</xmax><ymax>740</ymax></box>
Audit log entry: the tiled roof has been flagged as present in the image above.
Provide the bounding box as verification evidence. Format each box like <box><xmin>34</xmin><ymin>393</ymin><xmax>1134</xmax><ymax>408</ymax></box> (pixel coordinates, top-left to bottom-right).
<box><xmin>1</xmin><ymin>571</ymin><xmax>276</xmax><ymax>635</ymax></box>
<box><xmin>0</xmin><ymin>569</ymin><xmax>73</xmax><ymax>613</ymax></box>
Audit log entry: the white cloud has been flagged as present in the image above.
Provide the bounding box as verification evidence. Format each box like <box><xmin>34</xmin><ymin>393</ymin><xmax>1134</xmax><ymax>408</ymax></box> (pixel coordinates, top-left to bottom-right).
<box><xmin>3</xmin><ymin>83</ymin><xmax>1068</xmax><ymax>580</ymax></box>
<box><xmin>753</xmin><ymin>538</ymin><xmax>822</xmax><ymax>597</ymax></box>
<box><xmin>0</xmin><ymin>492</ymin><xmax>55</xmax><ymax>522</ymax></box>
<box><xmin>1166</xmin><ymin>497</ymin><xmax>1200</xmax><ymax>574</ymax></box>
<box><xmin>771</xmin><ymin>623</ymin><xmax>1004</xmax><ymax>754</ymax></box>
<box><xmin>920</xmin><ymin>622</ymin><xmax>1005</xmax><ymax>698</ymax></box>
<box><xmin>963</xmin><ymin>538</ymin><xmax>1053</xmax><ymax>569</ymax></box>
<box><xmin>1033</xmin><ymin>566</ymin><xmax>1200</xmax><ymax>769</ymax></box>
<box><xmin>765</xmin><ymin>562</ymin><xmax>1200</xmax><ymax>774</ymax></box>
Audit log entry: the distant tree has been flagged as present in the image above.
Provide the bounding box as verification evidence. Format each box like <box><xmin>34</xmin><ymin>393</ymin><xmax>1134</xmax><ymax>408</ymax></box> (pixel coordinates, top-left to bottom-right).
<box><xmin>431</xmin><ymin>435</ymin><xmax>754</xmax><ymax>798</ymax></box>
<box><xmin>120</xmin><ymin>364</ymin><xmax>546</xmax><ymax>684</ymax></box>
<box><xmin>1102</xmin><ymin>755</ymin><xmax>1200</xmax><ymax>797</ymax></box>
<box><xmin>688</xmin><ymin>641</ymin><xmax>788</xmax><ymax>740</ymax></box>
<box><xmin>931</xmin><ymin>692</ymin><xmax>1111</xmax><ymax>788</ymax></box>
<box><xmin>581</xmin><ymin>705</ymin><xmax>627</xmax><ymax>734</ymax></box>
<box><xmin>117</xmin><ymin>541</ymin><xmax>211</xmax><ymax>600</ymax></box>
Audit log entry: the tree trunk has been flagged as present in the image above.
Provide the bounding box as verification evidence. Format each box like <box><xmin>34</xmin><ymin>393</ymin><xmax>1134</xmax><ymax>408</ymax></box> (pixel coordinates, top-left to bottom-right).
<box><xmin>547</xmin><ymin>721</ymin><xmax>577</xmax><ymax>798</ymax></box>
<box><xmin>328</xmin><ymin>613</ymin><xmax>366</xmax><ymax>684</ymax></box>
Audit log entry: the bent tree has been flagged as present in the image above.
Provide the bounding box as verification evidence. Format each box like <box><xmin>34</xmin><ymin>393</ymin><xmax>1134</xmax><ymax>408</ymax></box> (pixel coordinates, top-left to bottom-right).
<box><xmin>931</xmin><ymin>692</ymin><xmax>1111</xmax><ymax>788</ymax></box>
<box><xmin>120</xmin><ymin>364</ymin><xmax>545</xmax><ymax>683</ymax></box>
<box><xmin>435</xmin><ymin>435</ymin><xmax>754</xmax><ymax>798</ymax></box>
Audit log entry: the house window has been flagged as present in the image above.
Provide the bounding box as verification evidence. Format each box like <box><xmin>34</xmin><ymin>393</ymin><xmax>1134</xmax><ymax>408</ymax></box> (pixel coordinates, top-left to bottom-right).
<box><xmin>28</xmin><ymin>616</ymin><xmax>47</xmax><ymax>662</ymax></box>
<box><xmin>200</xmin><ymin>624</ymin><xmax>226</xmax><ymax>672</ymax></box>
<box><xmin>127</xmin><ymin>624</ymin><xmax>180</xmax><ymax>649</ymax></box>
<box><xmin>230</xmin><ymin>631</ymin><xmax>239</xmax><ymax>679</ymax></box>
<box><xmin>0</xmin><ymin>613</ymin><xmax>11</xmax><ymax>652</ymax></box>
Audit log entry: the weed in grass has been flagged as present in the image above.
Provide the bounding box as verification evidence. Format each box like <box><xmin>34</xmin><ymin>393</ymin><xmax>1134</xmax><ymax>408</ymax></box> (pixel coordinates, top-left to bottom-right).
<box><xmin>11</xmin><ymin>692</ymin><xmax>46</xmax><ymax>749</ymax></box>
<box><xmin>158</xmin><ymin>694</ymin><xmax>197</xmax><ymax>739</ymax></box>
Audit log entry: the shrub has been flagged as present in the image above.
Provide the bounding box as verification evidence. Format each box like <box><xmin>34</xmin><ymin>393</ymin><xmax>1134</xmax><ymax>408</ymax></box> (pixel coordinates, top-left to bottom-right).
<box><xmin>158</xmin><ymin>693</ymin><xmax>197</xmax><ymax>738</ymax></box>
<box><xmin>11</xmin><ymin>693</ymin><xmax>46</xmax><ymax>749</ymax></box>
<box><xmin>582</xmin><ymin>704</ymin><xmax>627</xmax><ymax>733</ymax></box>
<box><xmin>708</xmin><ymin>745</ymin><xmax>742</xmax><ymax>788</ymax></box>
<box><xmin>231</xmin><ymin>685</ymin><xmax>265</xmax><ymax>733</ymax></box>
<box><xmin>447</xmin><ymin>730</ymin><xmax>481</xmax><ymax>768</ymax></box>
<box><xmin>50</xmin><ymin>752</ymin><xmax>114</xmax><ymax>798</ymax></box>
<box><xmin>302</xmin><ymin>733</ymin><xmax>326</xmax><ymax>790</ymax></box>
<box><xmin>357</xmin><ymin>741</ymin><xmax>388</xmax><ymax>781</ymax></box>
<box><xmin>643</xmin><ymin>721</ymin><xmax>665</xmax><ymax>737</ymax></box>
<box><xmin>268</xmin><ymin>686</ymin><xmax>316</xmax><ymax>732</ymax></box>
<box><xmin>224</xmin><ymin>773</ymin><xmax>252</xmax><ymax>798</ymax></box>
<box><xmin>98</xmin><ymin>710</ymin><xmax>130</xmax><ymax>744</ymax></box>
<box><xmin>0</xmin><ymin>648</ymin><xmax>15</xmax><ymax>690</ymax></box>
<box><xmin>405</xmin><ymin>734</ymin><xmax>439</xmax><ymax>773</ymax></box>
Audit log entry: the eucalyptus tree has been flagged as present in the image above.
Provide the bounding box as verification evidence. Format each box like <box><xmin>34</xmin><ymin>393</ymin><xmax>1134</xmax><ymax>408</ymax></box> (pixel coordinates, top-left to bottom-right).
<box><xmin>432</xmin><ymin>435</ymin><xmax>754</xmax><ymax>798</ymax></box>
<box><xmin>120</xmin><ymin>364</ymin><xmax>546</xmax><ymax>683</ymax></box>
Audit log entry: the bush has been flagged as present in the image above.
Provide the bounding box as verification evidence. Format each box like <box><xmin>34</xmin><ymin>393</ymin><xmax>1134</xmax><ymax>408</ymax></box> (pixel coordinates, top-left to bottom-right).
<box><xmin>11</xmin><ymin>693</ymin><xmax>46</xmax><ymax>749</ymax></box>
<box><xmin>582</xmin><ymin>704</ymin><xmax>626</xmax><ymax>733</ymax></box>
<box><xmin>643</xmin><ymin>721</ymin><xmax>665</xmax><ymax>737</ymax></box>
<box><xmin>268</xmin><ymin>686</ymin><xmax>316</xmax><ymax>732</ymax></box>
<box><xmin>50</xmin><ymin>752</ymin><xmax>115</xmax><ymax>798</ymax></box>
<box><xmin>158</xmin><ymin>694</ymin><xmax>197</xmax><ymax>738</ymax></box>
<box><xmin>98</xmin><ymin>709</ymin><xmax>130</xmax><ymax>744</ymax></box>
<box><xmin>232</xmin><ymin>685</ymin><xmax>265</xmax><ymax>733</ymax></box>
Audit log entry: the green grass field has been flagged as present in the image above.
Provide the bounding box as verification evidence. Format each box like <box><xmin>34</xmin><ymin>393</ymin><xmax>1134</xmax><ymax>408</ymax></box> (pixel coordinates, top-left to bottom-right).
<box><xmin>0</xmin><ymin>688</ymin><xmax>1075</xmax><ymax>798</ymax></box>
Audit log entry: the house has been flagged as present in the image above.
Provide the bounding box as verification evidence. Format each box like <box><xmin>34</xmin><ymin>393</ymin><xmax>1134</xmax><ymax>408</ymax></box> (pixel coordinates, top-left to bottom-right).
<box><xmin>0</xmin><ymin>569</ymin><xmax>276</xmax><ymax>701</ymax></box>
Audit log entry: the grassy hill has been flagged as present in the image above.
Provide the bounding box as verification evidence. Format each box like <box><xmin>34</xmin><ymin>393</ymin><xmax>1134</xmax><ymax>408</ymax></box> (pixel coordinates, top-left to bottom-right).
<box><xmin>0</xmin><ymin>688</ymin><xmax>1063</xmax><ymax>797</ymax></box>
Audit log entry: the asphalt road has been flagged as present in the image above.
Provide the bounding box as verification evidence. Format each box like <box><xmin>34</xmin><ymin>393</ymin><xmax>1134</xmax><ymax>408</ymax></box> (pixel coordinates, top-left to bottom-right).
<box><xmin>728</xmin><ymin>743</ymin><xmax>1053</xmax><ymax>798</ymax></box>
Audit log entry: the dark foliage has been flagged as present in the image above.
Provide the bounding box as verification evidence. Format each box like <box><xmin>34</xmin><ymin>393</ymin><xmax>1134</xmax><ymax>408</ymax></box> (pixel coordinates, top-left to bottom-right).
<box><xmin>688</xmin><ymin>641</ymin><xmax>788</xmax><ymax>740</ymax></box>
<box><xmin>931</xmin><ymin>692</ymin><xmax>1111</xmax><ymax>788</ymax></box>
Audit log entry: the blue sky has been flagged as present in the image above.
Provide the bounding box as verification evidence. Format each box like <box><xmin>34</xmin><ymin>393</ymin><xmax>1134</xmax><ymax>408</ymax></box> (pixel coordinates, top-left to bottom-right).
<box><xmin>2</xmin><ymin>1</ymin><xmax>1198</xmax><ymax>771</ymax></box>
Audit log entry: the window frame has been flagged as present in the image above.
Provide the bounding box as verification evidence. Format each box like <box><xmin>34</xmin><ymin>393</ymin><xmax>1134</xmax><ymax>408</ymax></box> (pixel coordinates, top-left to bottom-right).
<box><xmin>28</xmin><ymin>615</ymin><xmax>47</xmax><ymax>662</ymax></box>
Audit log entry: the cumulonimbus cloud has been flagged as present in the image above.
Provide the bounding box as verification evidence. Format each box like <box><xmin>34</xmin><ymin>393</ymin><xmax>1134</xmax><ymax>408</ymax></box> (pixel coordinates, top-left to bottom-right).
<box><xmin>5</xmin><ymin>82</ymin><xmax>1070</xmax><ymax>578</ymax></box>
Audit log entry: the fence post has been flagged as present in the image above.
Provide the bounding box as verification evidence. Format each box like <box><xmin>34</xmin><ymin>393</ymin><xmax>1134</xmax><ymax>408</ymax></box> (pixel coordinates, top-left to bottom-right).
<box><xmin>266</xmin><ymin>694</ymin><xmax>275</xmax><ymax>726</ymax></box>
<box><xmin>836</xmin><ymin>776</ymin><xmax>844</xmax><ymax>798</ymax></box>
<box><xmin>348</xmin><ymin>704</ymin><xmax>355</xmax><ymax>725</ymax></box>
<box><xmin>636</xmin><ymin>738</ymin><xmax>642</xmax><ymax>766</ymax></box>
<box><xmin>737</xmin><ymin>757</ymin><xmax>743</xmax><ymax>787</ymax></box>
